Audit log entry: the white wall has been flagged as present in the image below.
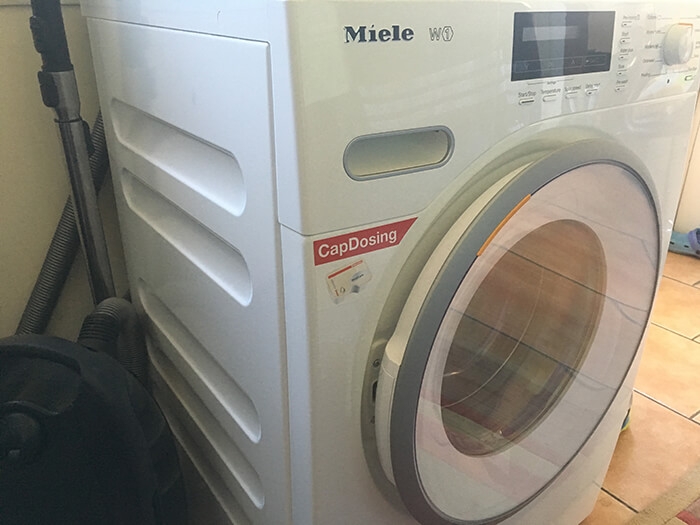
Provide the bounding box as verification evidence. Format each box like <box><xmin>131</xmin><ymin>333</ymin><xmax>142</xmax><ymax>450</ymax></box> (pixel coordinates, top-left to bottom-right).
<box><xmin>0</xmin><ymin>0</ymin><xmax>127</xmax><ymax>339</ymax></box>
<box><xmin>675</xmin><ymin>95</ymin><xmax>700</xmax><ymax>234</ymax></box>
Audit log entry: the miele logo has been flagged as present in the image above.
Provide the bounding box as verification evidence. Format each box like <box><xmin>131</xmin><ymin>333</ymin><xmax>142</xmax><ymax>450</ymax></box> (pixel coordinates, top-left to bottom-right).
<box><xmin>344</xmin><ymin>25</ymin><xmax>415</xmax><ymax>43</ymax></box>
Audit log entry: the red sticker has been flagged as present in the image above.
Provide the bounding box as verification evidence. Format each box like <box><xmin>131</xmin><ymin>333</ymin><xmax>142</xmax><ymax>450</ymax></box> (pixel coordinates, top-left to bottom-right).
<box><xmin>313</xmin><ymin>218</ymin><xmax>417</xmax><ymax>266</ymax></box>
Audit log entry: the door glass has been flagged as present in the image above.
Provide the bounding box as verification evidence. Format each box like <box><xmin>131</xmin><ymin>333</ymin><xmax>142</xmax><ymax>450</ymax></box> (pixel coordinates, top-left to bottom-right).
<box><xmin>441</xmin><ymin>219</ymin><xmax>605</xmax><ymax>457</ymax></box>
<box><xmin>414</xmin><ymin>163</ymin><xmax>658</xmax><ymax>522</ymax></box>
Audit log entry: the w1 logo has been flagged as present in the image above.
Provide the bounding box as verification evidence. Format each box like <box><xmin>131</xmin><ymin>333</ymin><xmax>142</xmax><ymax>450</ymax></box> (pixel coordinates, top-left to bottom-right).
<box><xmin>429</xmin><ymin>26</ymin><xmax>454</xmax><ymax>42</ymax></box>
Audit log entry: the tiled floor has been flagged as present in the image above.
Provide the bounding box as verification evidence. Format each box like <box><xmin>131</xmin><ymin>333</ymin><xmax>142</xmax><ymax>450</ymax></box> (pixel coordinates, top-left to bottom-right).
<box><xmin>582</xmin><ymin>252</ymin><xmax>700</xmax><ymax>524</ymax></box>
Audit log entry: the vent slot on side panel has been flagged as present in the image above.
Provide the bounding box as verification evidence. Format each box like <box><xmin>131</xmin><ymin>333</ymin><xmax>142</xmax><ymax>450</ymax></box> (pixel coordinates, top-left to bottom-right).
<box><xmin>139</xmin><ymin>284</ymin><xmax>261</xmax><ymax>443</ymax></box>
<box><xmin>111</xmin><ymin>98</ymin><xmax>245</xmax><ymax>216</ymax></box>
<box><xmin>150</xmin><ymin>339</ymin><xmax>265</xmax><ymax>512</ymax></box>
<box><xmin>122</xmin><ymin>170</ymin><xmax>252</xmax><ymax>306</ymax></box>
<box><xmin>152</xmin><ymin>369</ymin><xmax>254</xmax><ymax>525</ymax></box>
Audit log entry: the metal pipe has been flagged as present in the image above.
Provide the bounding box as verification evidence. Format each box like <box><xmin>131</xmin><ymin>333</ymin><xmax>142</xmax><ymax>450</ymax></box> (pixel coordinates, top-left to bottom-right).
<box><xmin>29</xmin><ymin>0</ymin><xmax>115</xmax><ymax>304</ymax></box>
<box><xmin>53</xmin><ymin>72</ymin><xmax>115</xmax><ymax>303</ymax></box>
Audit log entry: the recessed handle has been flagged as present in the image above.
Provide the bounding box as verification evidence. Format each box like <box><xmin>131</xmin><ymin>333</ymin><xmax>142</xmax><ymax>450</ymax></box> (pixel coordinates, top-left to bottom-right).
<box><xmin>344</xmin><ymin>126</ymin><xmax>453</xmax><ymax>179</ymax></box>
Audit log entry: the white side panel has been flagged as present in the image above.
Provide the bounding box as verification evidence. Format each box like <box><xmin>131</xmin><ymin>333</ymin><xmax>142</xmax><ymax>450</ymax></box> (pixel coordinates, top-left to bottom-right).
<box><xmin>86</xmin><ymin>19</ymin><xmax>291</xmax><ymax>525</ymax></box>
<box><xmin>80</xmin><ymin>0</ymin><xmax>273</xmax><ymax>42</ymax></box>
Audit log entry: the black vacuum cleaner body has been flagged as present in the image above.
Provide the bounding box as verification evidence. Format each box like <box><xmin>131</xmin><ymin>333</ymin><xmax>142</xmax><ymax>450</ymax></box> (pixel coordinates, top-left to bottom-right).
<box><xmin>0</xmin><ymin>335</ymin><xmax>187</xmax><ymax>525</ymax></box>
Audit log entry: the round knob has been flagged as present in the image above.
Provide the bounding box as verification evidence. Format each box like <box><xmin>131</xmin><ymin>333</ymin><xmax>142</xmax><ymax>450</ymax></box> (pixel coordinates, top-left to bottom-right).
<box><xmin>663</xmin><ymin>24</ymin><xmax>694</xmax><ymax>66</ymax></box>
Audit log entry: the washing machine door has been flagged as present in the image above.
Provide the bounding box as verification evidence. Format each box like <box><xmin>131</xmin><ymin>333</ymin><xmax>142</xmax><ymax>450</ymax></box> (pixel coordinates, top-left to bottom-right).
<box><xmin>374</xmin><ymin>141</ymin><xmax>660</xmax><ymax>525</ymax></box>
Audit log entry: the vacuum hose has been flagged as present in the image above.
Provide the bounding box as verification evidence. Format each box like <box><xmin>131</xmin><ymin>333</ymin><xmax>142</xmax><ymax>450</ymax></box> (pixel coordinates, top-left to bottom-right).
<box><xmin>78</xmin><ymin>297</ymin><xmax>149</xmax><ymax>385</ymax></box>
<box><xmin>15</xmin><ymin>112</ymin><xmax>110</xmax><ymax>336</ymax></box>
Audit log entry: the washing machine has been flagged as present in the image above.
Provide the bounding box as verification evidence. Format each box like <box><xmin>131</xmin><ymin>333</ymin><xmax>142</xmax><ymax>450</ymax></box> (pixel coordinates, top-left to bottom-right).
<box><xmin>81</xmin><ymin>0</ymin><xmax>699</xmax><ymax>523</ymax></box>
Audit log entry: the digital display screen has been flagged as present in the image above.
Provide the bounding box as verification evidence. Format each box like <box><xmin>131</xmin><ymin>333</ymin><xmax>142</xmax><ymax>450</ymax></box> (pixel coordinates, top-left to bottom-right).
<box><xmin>512</xmin><ymin>11</ymin><xmax>615</xmax><ymax>81</ymax></box>
<box><xmin>522</xmin><ymin>26</ymin><xmax>580</xmax><ymax>42</ymax></box>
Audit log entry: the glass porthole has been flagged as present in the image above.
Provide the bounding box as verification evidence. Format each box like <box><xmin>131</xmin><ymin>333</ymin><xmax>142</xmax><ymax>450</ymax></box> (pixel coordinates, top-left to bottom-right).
<box><xmin>408</xmin><ymin>162</ymin><xmax>658</xmax><ymax>522</ymax></box>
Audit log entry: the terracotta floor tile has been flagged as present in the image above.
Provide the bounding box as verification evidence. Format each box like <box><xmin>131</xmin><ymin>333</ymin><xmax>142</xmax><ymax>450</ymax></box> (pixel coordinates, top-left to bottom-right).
<box><xmin>650</xmin><ymin>277</ymin><xmax>700</xmax><ymax>339</ymax></box>
<box><xmin>635</xmin><ymin>324</ymin><xmax>700</xmax><ymax>417</ymax></box>
<box><xmin>663</xmin><ymin>253</ymin><xmax>700</xmax><ymax>287</ymax></box>
<box><xmin>581</xmin><ymin>490</ymin><xmax>636</xmax><ymax>525</ymax></box>
<box><xmin>602</xmin><ymin>393</ymin><xmax>700</xmax><ymax>511</ymax></box>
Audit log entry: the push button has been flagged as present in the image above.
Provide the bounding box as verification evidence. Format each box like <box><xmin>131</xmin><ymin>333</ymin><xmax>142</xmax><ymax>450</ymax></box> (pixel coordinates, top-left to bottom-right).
<box><xmin>518</xmin><ymin>97</ymin><xmax>535</xmax><ymax>106</ymax></box>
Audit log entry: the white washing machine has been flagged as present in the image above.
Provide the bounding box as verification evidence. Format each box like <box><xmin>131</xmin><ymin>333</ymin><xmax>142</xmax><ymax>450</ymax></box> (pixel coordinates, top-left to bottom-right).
<box><xmin>81</xmin><ymin>1</ymin><xmax>699</xmax><ymax>524</ymax></box>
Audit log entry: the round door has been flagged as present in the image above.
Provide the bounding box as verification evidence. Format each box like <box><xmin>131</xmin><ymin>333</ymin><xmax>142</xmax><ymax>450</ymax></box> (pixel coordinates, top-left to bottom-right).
<box><xmin>373</xmin><ymin>141</ymin><xmax>660</xmax><ymax>525</ymax></box>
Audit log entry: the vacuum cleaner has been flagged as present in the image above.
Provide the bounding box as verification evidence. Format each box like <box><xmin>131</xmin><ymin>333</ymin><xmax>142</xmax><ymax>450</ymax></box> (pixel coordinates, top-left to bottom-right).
<box><xmin>0</xmin><ymin>1</ymin><xmax>187</xmax><ymax>523</ymax></box>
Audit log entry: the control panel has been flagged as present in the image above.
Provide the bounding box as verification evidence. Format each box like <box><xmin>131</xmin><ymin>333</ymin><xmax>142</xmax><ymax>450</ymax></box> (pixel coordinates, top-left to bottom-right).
<box><xmin>512</xmin><ymin>7</ymin><xmax>699</xmax><ymax>110</ymax></box>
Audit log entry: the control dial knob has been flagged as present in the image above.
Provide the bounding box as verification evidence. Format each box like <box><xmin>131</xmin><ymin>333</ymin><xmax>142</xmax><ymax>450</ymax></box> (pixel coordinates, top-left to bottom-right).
<box><xmin>663</xmin><ymin>23</ymin><xmax>695</xmax><ymax>65</ymax></box>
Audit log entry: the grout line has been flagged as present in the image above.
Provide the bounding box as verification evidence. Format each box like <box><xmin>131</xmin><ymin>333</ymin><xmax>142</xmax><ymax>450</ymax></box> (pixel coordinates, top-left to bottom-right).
<box><xmin>691</xmin><ymin>409</ymin><xmax>700</xmax><ymax>421</ymax></box>
<box><xmin>649</xmin><ymin>322</ymin><xmax>698</xmax><ymax>343</ymax></box>
<box><xmin>660</xmin><ymin>274</ymin><xmax>699</xmax><ymax>287</ymax></box>
<box><xmin>633</xmin><ymin>390</ymin><xmax>700</xmax><ymax>425</ymax></box>
<box><xmin>602</xmin><ymin>487</ymin><xmax>639</xmax><ymax>513</ymax></box>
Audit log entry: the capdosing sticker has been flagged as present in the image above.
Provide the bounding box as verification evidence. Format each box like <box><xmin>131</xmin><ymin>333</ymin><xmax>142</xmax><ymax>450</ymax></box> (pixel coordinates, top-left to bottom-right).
<box><xmin>313</xmin><ymin>218</ymin><xmax>417</xmax><ymax>266</ymax></box>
